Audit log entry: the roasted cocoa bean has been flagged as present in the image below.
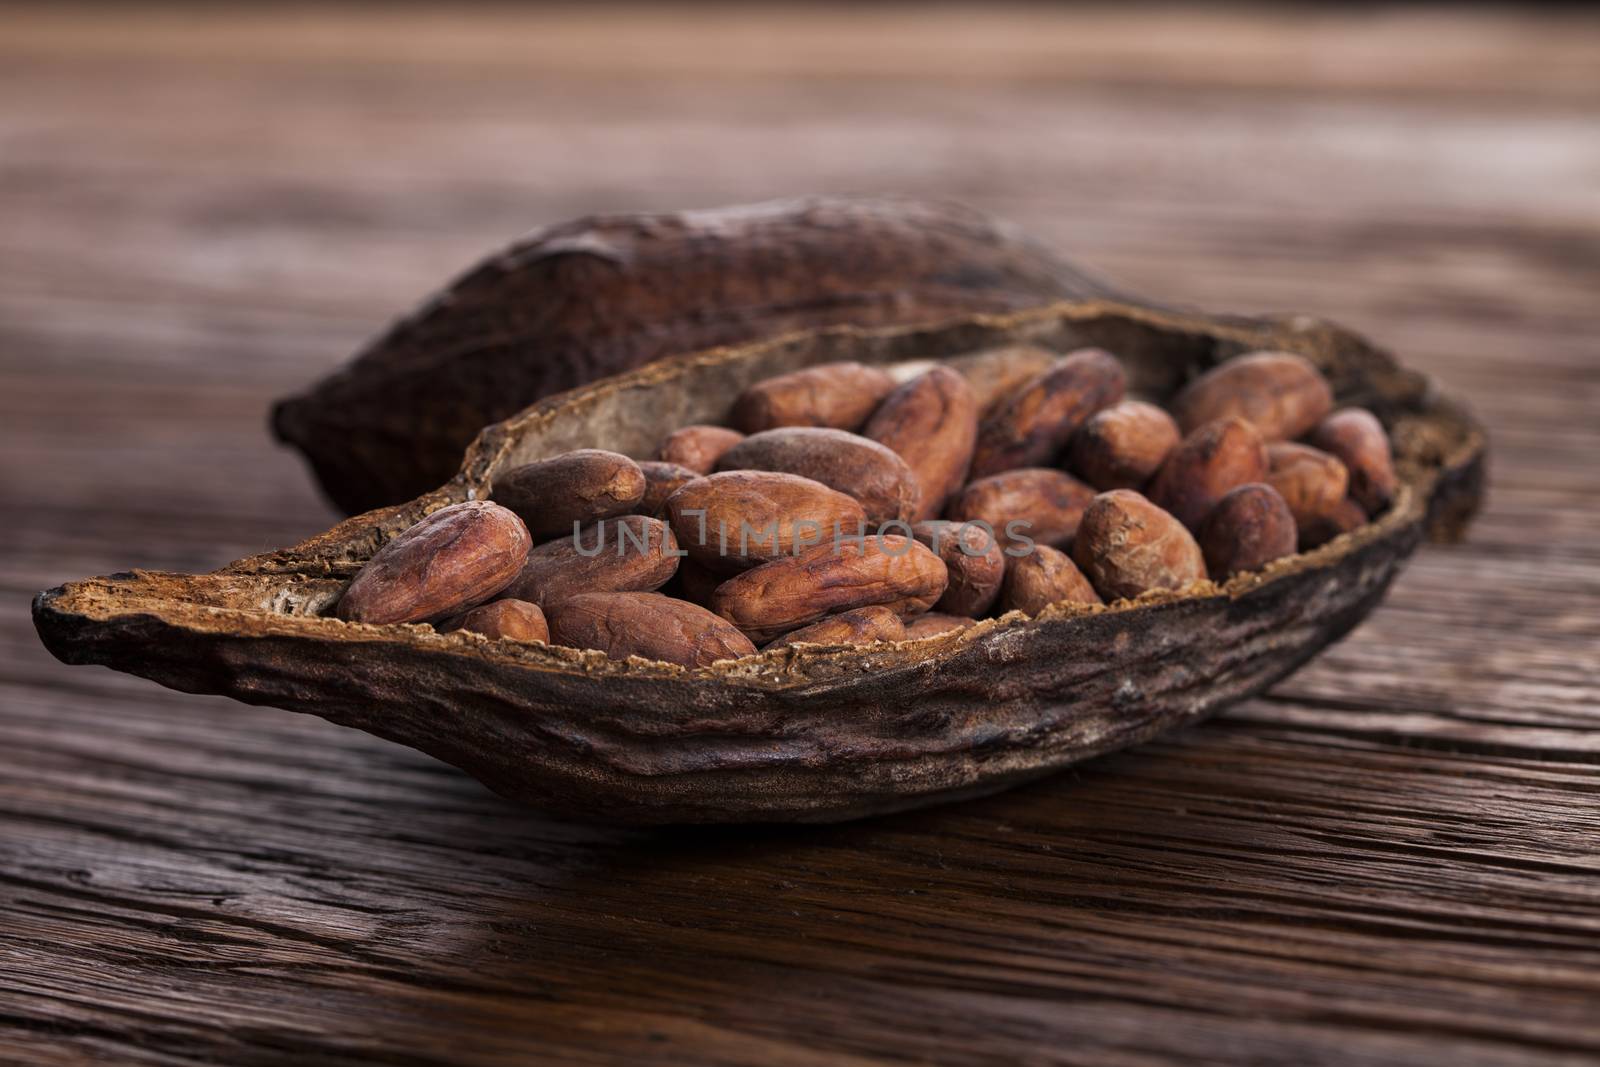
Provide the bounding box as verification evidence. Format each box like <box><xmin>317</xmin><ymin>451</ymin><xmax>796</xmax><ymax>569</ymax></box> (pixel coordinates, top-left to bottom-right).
<box><xmin>1068</xmin><ymin>400</ymin><xmax>1181</xmax><ymax>490</ymax></box>
<box><xmin>1072</xmin><ymin>490</ymin><xmax>1206</xmax><ymax>601</ymax></box>
<box><xmin>336</xmin><ymin>501</ymin><xmax>531</xmax><ymax>625</ymax></box>
<box><xmin>710</xmin><ymin>534</ymin><xmax>947</xmax><ymax>642</ymax></box>
<box><xmin>968</xmin><ymin>348</ymin><xmax>1126</xmax><ymax>477</ymax></box>
<box><xmin>491</xmin><ymin>449</ymin><xmax>646</xmax><ymax>540</ymax></box>
<box><xmin>1199</xmin><ymin>483</ymin><xmax>1298</xmax><ymax>579</ymax></box>
<box><xmin>715</xmin><ymin>427</ymin><xmax>919</xmax><ymax>525</ymax></box>
<box><xmin>548</xmin><ymin>591</ymin><xmax>756</xmax><ymax>667</ymax></box>
<box><xmin>1147</xmin><ymin>416</ymin><xmax>1270</xmax><ymax>531</ymax></box>
<box><xmin>730</xmin><ymin>361</ymin><xmax>896</xmax><ymax>434</ymax></box>
<box><xmin>1170</xmin><ymin>351</ymin><xmax>1333</xmax><ymax>441</ymax></box>
<box><xmin>863</xmin><ymin>366</ymin><xmax>978</xmax><ymax>520</ymax></box>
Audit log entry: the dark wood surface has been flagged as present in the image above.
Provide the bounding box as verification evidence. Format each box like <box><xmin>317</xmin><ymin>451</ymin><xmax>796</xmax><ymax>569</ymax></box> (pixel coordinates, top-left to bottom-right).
<box><xmin>3</xmin><ymin>6</ymin><xmax>1598</xmax><ymax>1065</ymax></box>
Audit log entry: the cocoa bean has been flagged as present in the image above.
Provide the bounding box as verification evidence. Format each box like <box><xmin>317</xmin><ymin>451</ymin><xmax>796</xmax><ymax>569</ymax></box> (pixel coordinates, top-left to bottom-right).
<box><xmin>663</xmin><ymin>470</ymin><xmax>866</xmax><ymax>572</ymax></box>
<box><xmin>1068</xmin><ymin>400</ymin><xmax>1181</xmax><ymax>490</ymax></box>
<box><xmin>968</xmin><ymin>348</ymin><xmax>1126</xmax><ymax>477</ymax></box>
<box><xmin>911</xmin><ymin>520</ymin><xmax>1005</xmax><ymax>617</ymax></box>
<box><xmin>730</xmin><ymin>361</ymin><xmax>895</xmax><ymax>434</ymax></box>
<box><xmin>863</xmin><ymin>366</ymin><xmax>978</xmax><ymax>520</ymax></box>
<box><xmin>715</xmin><ymin>427</ymin><xmax>919</xmax><ymax>525</ymax></box>
<box><xmin>1266</xmin><ymin>442</ymin><xmax>1351</xmax><ymax>530</ymax></box>
<box><xmin>1072</xmin><ymin>490</ymin><xmax>1206</xmax><ymax>601</ymax></box>
<box><xmin>1170</xmin><ymin>351</ymin><xmax>1333</xmax><ymax>441</ymax></box>
<box><xmin>764</xmin><ymin>606</ymin><xmax>907</xmax><ymax>651</ymax></box>
<box><xmin>999</xmin><ymin>544</ymin><xmax>1102</xmax><ymax>615</ymax></box>
<box><xmin>1199</xmin><ymin>483</ymin><xmax>1298</xmax><ymax>579</ymax></box>
<box><xmin>548</xmin><ymin>592</ymin><xmax>756</xmax><ymax>668</ymax></box>
<box><xmin>501</xmin><ymin>516</ymin><xmax>679</xmax><ymax>609</ymax></box>
<box><xmin>491</xmin><ymin>449</ymin><xmax>645</xmax><ymax>540</ymax></box>
<box><xmin>945</xmin><ymin>468</ymin><xmax>1096</xmax><ymax>551</ymax></box>
<box><xmin>654</xmin><ymin>425</ymin><xmax>744</xmax><ymax>475</ymax></box>
<box><xmin>1147</xmin><ymin>416</ymin><xmax>1270</xmax><ymax>531</ymax></box>
<box><xmin>1307</xmin><ymin>408</ymin><xmax>1397</xmax><ymax>514</ymax></box>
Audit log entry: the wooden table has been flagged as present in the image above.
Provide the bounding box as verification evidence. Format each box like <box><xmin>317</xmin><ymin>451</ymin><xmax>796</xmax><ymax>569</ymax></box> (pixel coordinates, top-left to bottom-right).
<box><xmin>4</xmin><ymin>7</ymin><xmax>1598</xmax><ymax>1064</ymax></box>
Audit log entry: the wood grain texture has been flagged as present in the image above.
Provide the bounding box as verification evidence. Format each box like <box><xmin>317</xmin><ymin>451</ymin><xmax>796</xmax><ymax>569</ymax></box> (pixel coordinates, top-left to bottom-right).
<box><xmin>2</xmin><ymin>4</ymin><xmax>1598</xmax><ymax>1064</ymax></box>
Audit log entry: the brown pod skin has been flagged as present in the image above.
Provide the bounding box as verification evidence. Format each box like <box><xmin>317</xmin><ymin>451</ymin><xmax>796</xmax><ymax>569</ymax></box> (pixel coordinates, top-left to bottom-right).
<box><xmin>548</xmin><ymin>592</ymin><xmax>755</xmax><ymax>668</ymax></box>
<box><xmin>1299</xmin><ymin>497</ymin><xmax>1369</xmax><ymax>551</ymax></box>
<box><xmin>1147</xmin><ymin>416</ymin><xmax>1270</xmax><ymax>532</ymax></box>
<box><xmin>272</xmin><ymin>197</ymin><xmax>1127</xmax><ymax>515</ymax></box>
<box><xmin>1072</xmin><ymin>490</ymin><xmax>1207</xmax><ymax>602</ymax></box>
<box><xmin>715</xmin><ymin>427</ymin><xmax>920</xmax><ymax>525</ymax></box>
<box><xmin>1308</xmin><ymin>408</ymin><xmax>1398</xmax><ymax>515</ymax></box>
<box><xmin>945</xmin><ymin>468</ymin><xmax>1097</xmax><ymax>551</ymax></box>
<box><xmin>654</xmin><ymin>425</ymin><xmax>745</xmax><ymax>475</ymax></box>
<box><xmin>710</xmin><ymin>535</ymin><xmax>948</xmax><ymax>643</ymax></box>
<box><xmin>1199</xmin><ymin>483</ymin><xmax>1299</xmax><ymax>579</ymax></box>
<box><xmin>1266</xmin><ymin>442</ymin><xmax>1351</xmax><ymax>530</ymax></box>
<box><xmin>730</xmin><ymin>361</ymin><xmax>896</xmax><ymax>434</ymax></box>
<box><xmin>912</xmin><ymin>520</ymin><xmax>1006</xmax><ymax>617</ymax></box>
<box><xmin>968</xmin><ymin>348</ymin><xmax>1127</xmax><ymax>478</ymax></box>
<box><xmin>999</xmin><ymin>544</ymin><xmax>1102</xmax><ymax>615</ymax></box>
<box><xmin>491</xmin><ymin>449</ymin><xmax>646</xmax><ymax>541</ymax></box>
<box><xmin>863</xmin><ymin>367</ymin><xmax>979</xmax><ymax>520</ymax></box>
<box><xmin>1068</xmin><ymin>400</ymin><xmax>1181</xmax><ymax>490</ymax></box>
<box><xmin>960</xmin><ymin>344</ymin><xmax>1063</xmax><ymax>417</ymax></box>
<box><xmin>336</xmin><ymin>501</ymin><xmax>531</xmax><ymax>625</ymax></box>
<box><xmin>637</xmin><ymin>461</ymin><xmax>700</xmax><ymax>516</ymax></box>
<box><xmin>903</xmin><ymin>613</ymin><xmax>975</xmax><ymax>639</ymax></box>
<box><xmin>764</xmin><ymin>606</ymin><xmax>907</xmax><ymax>651</ymax></box>
<box><xmin>452</xmin><ymin>599</ymin><xmax>549</xmax><ymax>644</ymax></box>
<box><xmin>1170</xmin><ymin>351</ymin><xmax>1334</xmax><ymax>441</ymax></box>
<box><xmin>664</xmin><ymin>470</ymin><xmax>867</xmax><ymax>572</ymax></box>
<box><xmin>501</xmin><ymin>516</ymin><xmax>679</xmax><ymax>609</ymax></box>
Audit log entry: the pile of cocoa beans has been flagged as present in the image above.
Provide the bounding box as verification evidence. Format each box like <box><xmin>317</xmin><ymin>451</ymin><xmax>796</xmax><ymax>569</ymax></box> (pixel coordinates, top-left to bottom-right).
<box><xmin>335</xmin><ymin>347</ymin><xmax>1396</xmax><ymax>668</ymax></box>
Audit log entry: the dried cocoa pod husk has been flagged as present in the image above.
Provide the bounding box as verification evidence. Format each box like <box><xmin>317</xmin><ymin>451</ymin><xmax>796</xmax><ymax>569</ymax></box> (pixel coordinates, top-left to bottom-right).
<box><xmin>1147</xmin><ymin>416</ymin><xmax>1270</xmax><ymax>532</ymax></box>
<box><xmin>1072</xmin><ymin>490</ymin><xmax>1206</xmax><ymax>601</ymax></box>
<box><xmin>710</xmin><ymin>534</ymin><xmax>947</xmax><ymax>643</ymax></box>
<box><xmin>945</xmin><ymin>468</ymin><xmax>1096</xmax><ymax>551</ymax></box>
<box><xmin>273</xmin><ymin>197</ymin><xmax>1118</xmax><ymax>514</ymax></box>
<box><xmin>1199</xmin><ymin>483</ymin><xmax>1298</xmax><ymax>579</ymax></box>
<box><xmin>39</xmin><ymin>301</ymin><xmax>1486</xmax><ymax>825</ymax></box>
<box><xmin>1266</xmin><ymin>442</ymin><xmax>1351</xmax><ymax>530</ymax></box>
<box><xmin>911</xmin><ymin>520</ymin><xmax>1005</xmax><ymax>618</ymax></box>
<box><xmin>501</xmin><ymin>516</ymin><xmax>679</xmax><ymax>609</ymax></box>
<box><xmin>549</xmin><ymin>592</ymin><xmax>755</xmax><ymax>668</ymax></box>
<box><xmin>999</xmin><ymin>545</ymin><xmax>1101</xmax><ymax>615</ymax></box>
<box><xmin>863</xmin><ymin>367</ymin><xmax>978</xmax><ymax>521</ymax></box>
<box><xmin>731</xmin><ymin>362</ymin><xmax>896</xmax><ymax>434</ymax></box>
<box><xmin>764</xmin><ymin>606</ymin><xmax>906</xmax><ymax>651</ymax></box>
<box><xmin>715</xmin><ymin>427</ymin><xmax>919</xmax><ymax>526</ymax></box>
<box><xmin>1068</xmin><ymin>400</ymin><xmax>1180</xmax><ymax>490</ymax></box>
<box><xmin>1307</xmin><ymin>408</ymin><xmax>1397</xmax><ymax>514</ymax></box>
<box><xmin>336</xmin><ymin>501</ymin><xmax>531</xmax><ymax>625</ymax></box>
<box><xmin>968</xmin><ymin>348</ymin><xmax>1126</xmax><ymax>478</ymax></box>
<box><xmin>654</xmin><ymin>426</ymin><xmax>745</xmax><ymax>475</ymax></box>
<box><xmin>663</xmin><ymin>470</ymin><xmax>866</xmax><ymax>572</ymax></box>
<box><xmin>1170</xmin><ymin>351</ymin><xmax>1333</xmax><ymax>441</ymax></box>
<box><xmin>637</xmin><ymin>461</ymin><xmax>700</xmax><ymax>516</ymax></box>
<box><xmin>450</xmin><ymin>599</ymin><xmax>549</xmax><ymax>644</ymax></box>
<box><xmin>491</xmin><ymin>450</ymin><xmax>645</xmax><ymax>540</ymax></box>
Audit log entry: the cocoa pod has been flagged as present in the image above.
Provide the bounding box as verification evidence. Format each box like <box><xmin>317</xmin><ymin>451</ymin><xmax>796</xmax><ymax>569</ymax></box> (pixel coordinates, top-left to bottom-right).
<box><xmin>491</xmin><ymin>449</ymin><xmax>645</xmax><ymax>540</ymax></box>
<box><xmin>765</xmin><ymin>606</ymin><xmax>906</xmax><ymax>651</ymax></box>
<box><xmin>863</xmin><ymin>366</ymin><xmax>978</xmax><ymax>520</ymax></box>
<box><xmin>1308</xmin><ymin>408</ymin><xmax>1397</xmax><ymax>514</ymax></box>
<box><xmin>1299</xmin><ymin>497</ymin><xmax>1369</xmax><ymax>551</ymax></box>
<box><xmin>273</xmin><ymin>197</ymin><xmax>1118</xmax><ymax>515</ymax></box>
<box><xmin>945</xmin><ymin>468</ymin><xmax>1096</xmax><ymax>551</ymax></box>
<box><xmin>336</xmin><ymin>501</ymin><xmax>531</xmax><ymax>625</ymax></box>
<box><xmin>999</xmin><ymin>544</ymin><xmax>1102</xmax><ymax>615</ymax></box>
<box><xmin>663</xmin><ymin>470</ymin><xmax>866</xmax><ymax>572</ymax></box>
<box><xmin>501</xmin><ymin>516</ymin><xmax>679</xmax><ymax>609</ymax></box>
<box><xmin>548</xmin><ymin>592</ymin><xmax>756</xmax><ymax>668</ymax></box>
<box><xmin>903</xmin><ymin>613</ymin><xmax>975</xmax><ymax>639</ymax></box>
<box><xmin>710</xmin><ymin>534</ymin><xmax>947</xmax><ymax>643</ymax></box>
<box><xmin>911</xmin><ymin>520</ymin><xmax>1005</xmax><ymax>617</ymax></box>
<box><xmin>1170</xmin><ymin>351</ymin><xmax>1333</xmax><ymax>441</ymax></box>
<box><xmin>715</xmin><ymin>427</ymin><xmax>919</xmax><ymax>525</ymax></box>
<box><xmin>1068</xmin><ymin>400</ymin><xmax>1181</xmax><ymax>490</ymax></box>
<box><xmin>451</xmin><ymin>599</ymin><xmax>549</xmax><ymax>644</ymax></box>
<box><xmin>1147</xmin><ymin>416</ymin><xmax>1270</xmax><ymax>532</ymax></box>
<box><xmin>1199</xmin><ymin>483</ymin><xmax>1299</xmax><ymax>579</ymax></box>
<box><xmin>968</xmin><ymin>348</ymin><xmax>1126</xmax><ymax>477</ymax></box>
<box><xmin>637</xmin><ymin>461</ymin><xmax>700</xmax><ymax>516</ymax></box>
<box><xmin>1072</xmin><ymin>490</ymin><xmax>1206</xmax><ymax>601</ymax></box>
<box><xmin>1266</xmin><ymin>443</ymin><xmax>1351</xmax><ymax>530</ymax></box>
<box><xmin>958</xmin><ymin>344</ymin><xmax>1062</xmax><ymax>417</ymax></box>
<box><xmin>654</xmin><ymin>425</ymin><xmax>745</xmax><ymax>475</ymax></box>
<box><xmin>730</xmin><ymin>361</ymin><xmax>896</xmax><ymax>435</ymax></box>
